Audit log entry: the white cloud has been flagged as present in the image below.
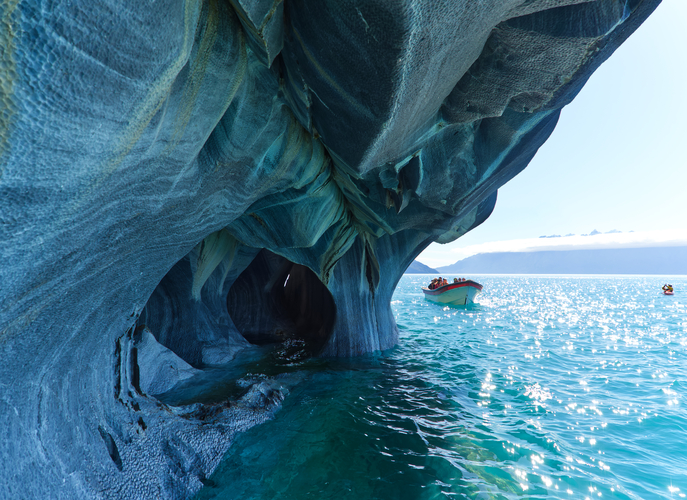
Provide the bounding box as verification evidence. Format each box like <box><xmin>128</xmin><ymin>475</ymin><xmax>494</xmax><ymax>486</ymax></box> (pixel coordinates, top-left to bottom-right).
<box><xmin>418</xmin><ymin>229</ymin><xmax>687</xmax><ymax>268</ymax></box>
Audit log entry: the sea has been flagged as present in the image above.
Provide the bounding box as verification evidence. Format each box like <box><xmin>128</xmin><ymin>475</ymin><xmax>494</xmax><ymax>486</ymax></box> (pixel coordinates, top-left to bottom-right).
<box><xmin>192</xmin><ymin>275</ymin><xmax>687</xmax><ymax>499</ymax></box>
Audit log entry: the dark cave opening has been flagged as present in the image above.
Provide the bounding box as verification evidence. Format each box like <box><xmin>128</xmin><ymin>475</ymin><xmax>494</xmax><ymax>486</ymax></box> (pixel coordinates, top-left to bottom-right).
<box><xmin>227</xmin><ymin>250</ymin><xmax>336</xmax><ymax>354</ymax></box>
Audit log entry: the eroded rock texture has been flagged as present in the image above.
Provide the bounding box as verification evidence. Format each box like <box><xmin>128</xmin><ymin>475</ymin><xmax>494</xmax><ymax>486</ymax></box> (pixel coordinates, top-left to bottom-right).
<box><xmin>0</xmin><ymin>0</ymin><xmax>659</xmax><ymax>497</ymax></box>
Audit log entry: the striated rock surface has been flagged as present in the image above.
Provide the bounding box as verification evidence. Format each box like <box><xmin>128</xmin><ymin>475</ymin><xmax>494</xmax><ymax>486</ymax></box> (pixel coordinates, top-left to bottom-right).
<box><xmin>0</xmin><ymin>0</ymin><xmax>659</xmax><ymax>497</ymax></box>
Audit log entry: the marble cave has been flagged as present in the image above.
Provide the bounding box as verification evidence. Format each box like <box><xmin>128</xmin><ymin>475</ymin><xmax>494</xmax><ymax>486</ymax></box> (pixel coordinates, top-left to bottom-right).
<box><xmin>0</xmin><ymin>0</ymin><xmax>660</xmax><ymax>497</ymax></box>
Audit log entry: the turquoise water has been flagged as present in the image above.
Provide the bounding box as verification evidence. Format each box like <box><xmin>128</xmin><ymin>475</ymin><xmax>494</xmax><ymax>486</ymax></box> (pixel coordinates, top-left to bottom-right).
<box><xmin>196</xmin><ymin>275</ymin><xmax>687</xmax><ymax>499</ymax></box>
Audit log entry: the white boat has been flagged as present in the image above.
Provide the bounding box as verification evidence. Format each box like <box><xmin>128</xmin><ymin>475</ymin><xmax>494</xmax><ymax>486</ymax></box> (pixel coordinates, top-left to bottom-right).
<box><xmin>422</xmin><ymin>280</ymin><xmax>483</xmax><ymax>306</ymax></box>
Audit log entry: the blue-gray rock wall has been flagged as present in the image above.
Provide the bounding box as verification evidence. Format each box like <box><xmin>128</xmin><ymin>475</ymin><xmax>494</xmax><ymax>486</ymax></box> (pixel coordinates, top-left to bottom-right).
<box><xmin>0</xmin><ymin>0</ymin><xmax>660</xmax><ymax>497</ymax></box>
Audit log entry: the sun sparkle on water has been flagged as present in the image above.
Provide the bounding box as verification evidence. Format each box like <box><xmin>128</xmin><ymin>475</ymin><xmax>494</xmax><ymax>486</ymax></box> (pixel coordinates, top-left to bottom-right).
<box><xmin>196</xmin><ymin>274</ymin><xmax>687</xmax><ymax>500</ymax></box>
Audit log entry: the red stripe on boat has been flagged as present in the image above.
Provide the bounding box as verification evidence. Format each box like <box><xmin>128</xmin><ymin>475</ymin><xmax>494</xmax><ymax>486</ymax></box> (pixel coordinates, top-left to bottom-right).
<box><xmin>422</xmin><ymin>280</ymin><xmax>482</xmax><ymax>295</ymax></box>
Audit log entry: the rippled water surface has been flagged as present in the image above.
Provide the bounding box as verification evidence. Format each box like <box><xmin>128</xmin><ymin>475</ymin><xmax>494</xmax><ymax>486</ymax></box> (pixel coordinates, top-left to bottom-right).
<box><xmin>196</xmin><ymin>275</ymin><xmax>687</xmax><ymax>499</ymax></box>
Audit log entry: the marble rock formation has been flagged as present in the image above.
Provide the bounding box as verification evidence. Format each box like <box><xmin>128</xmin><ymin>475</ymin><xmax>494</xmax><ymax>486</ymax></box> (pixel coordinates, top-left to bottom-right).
<box><xmin>0</xmin><ymin>0</ymin><xmax>659</xmax><ymax>497</ymax></box>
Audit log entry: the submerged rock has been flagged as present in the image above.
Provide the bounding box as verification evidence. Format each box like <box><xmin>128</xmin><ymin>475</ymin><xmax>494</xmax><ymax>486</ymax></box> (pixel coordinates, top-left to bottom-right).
<box><xmin>0</xmin><ymin>0</ymin><xmax>660</xmax><ymax>497</ymax></box>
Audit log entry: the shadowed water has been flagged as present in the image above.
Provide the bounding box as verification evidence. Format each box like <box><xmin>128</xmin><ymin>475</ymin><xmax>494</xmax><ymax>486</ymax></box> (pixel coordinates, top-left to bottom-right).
<box><xmin>195</xmin><ymin>275</ymin><xmax>687</xmax><ymax>499</ymax></box>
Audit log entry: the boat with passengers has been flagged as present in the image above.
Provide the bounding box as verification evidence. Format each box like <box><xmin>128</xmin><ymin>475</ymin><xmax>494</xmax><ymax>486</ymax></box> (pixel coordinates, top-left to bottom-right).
<box><xmin>422</xmin><ymin>278</ymin><xmax>483</xmax><ymax>306</ymax></box>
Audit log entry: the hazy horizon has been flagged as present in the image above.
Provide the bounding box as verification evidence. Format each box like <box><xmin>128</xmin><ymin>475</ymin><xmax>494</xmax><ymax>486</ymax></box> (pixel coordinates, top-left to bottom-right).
<box><xmin>434</xmin><ymin>246</ymin><xmax>687</xmax><ymax>275</ymax></box>
<box><xmin>418</xmin><ymin>229</ymin><xmax>687</xmax><ymax>268</ymax></box>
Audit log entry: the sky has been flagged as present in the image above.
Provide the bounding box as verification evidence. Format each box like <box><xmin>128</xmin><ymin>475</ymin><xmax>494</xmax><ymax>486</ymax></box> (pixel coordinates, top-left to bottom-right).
<box><xmin>418</xmin><ymin>0</ymin><xmax>687</xmax><ymax>269</ymax></box>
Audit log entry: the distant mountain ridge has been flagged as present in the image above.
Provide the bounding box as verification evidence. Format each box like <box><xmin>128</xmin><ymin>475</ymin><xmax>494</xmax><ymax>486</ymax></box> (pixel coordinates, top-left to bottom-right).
<box><xmin>437</xmin><ymin>246</ymin><xmax>687</xmax><ymax>275</ymax></box>
<box><xmin>405</xmin><ymin>260</ymin><xmax>439</xmax><ymax>274</ymax></box>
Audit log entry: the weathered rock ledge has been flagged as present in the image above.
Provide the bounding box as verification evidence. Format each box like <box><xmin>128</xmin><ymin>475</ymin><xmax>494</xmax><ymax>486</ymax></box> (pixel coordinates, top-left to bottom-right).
<box><xmin>0</xmin><ymin>0</ymin><xmax>659</xmax><ymax>497</ymax></box>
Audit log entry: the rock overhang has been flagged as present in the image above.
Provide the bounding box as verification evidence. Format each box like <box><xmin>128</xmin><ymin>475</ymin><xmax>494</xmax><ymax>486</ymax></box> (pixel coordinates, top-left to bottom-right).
<box><xmin>0</xmin><ymin>0</ymin><xmax>661</xmax><ymax>498</ymax></box>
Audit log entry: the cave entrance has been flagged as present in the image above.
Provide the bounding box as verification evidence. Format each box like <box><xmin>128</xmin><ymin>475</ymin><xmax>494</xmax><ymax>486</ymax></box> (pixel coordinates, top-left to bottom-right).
<box><xmin>226</xmin><ymin>250</ymin><xmax>336</xmax><ymax>355</ymax></box>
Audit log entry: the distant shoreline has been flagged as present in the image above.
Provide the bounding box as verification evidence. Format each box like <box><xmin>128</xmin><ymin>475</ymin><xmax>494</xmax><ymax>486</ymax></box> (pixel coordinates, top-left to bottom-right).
<box><xmin>408</xmin><ymin>246</ymin><xmax>687</xmax><ymax>276</ymax></box>
<box><xmin>404</xmin><ymin>273</ymin><xmax>687</xmax><ymax>277</ymax></box>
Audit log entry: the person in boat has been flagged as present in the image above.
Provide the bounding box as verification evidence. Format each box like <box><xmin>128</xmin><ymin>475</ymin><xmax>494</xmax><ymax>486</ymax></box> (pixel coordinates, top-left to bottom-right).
<box><xmin>663</xmin><ymin>284</ymin><xmax>674</xmax><ymax>293</ymax></box>
<box><xmin>454</xmin><ymin>278</ymin><xmax>459</xmax><ymax>283</ymax></box>
<box><xmin>442</xmin><ymin>278</ymin><xmax>448</xmax><ymax>286</ymax></box>
<box><xmin>429</xmin><ymin>278</ymin><xmax>438</xmax><ymax>290</ymax></box>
